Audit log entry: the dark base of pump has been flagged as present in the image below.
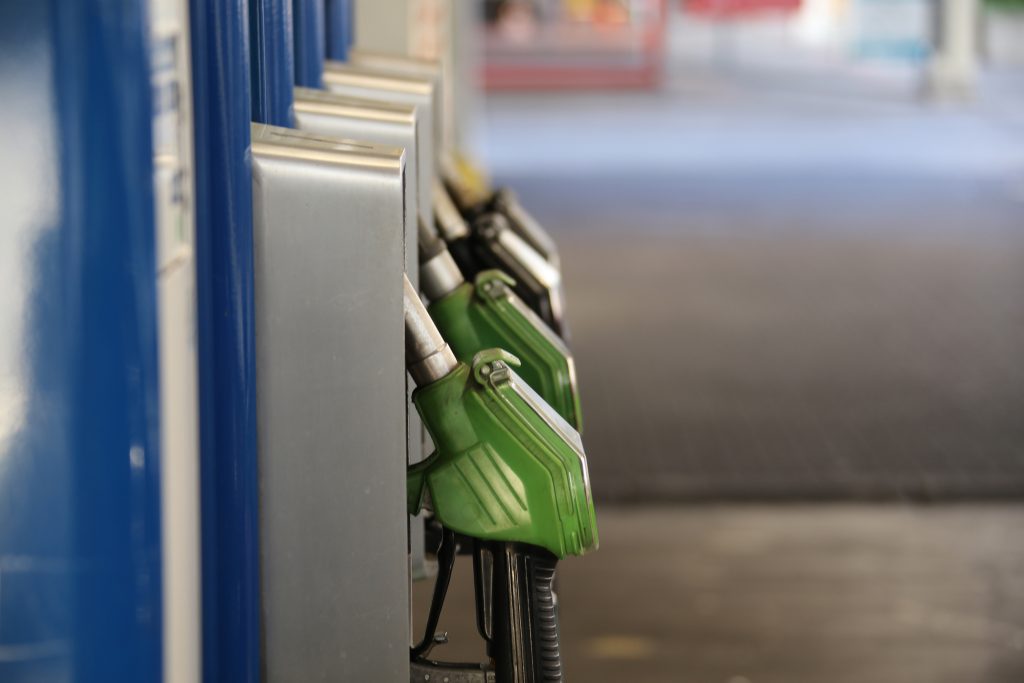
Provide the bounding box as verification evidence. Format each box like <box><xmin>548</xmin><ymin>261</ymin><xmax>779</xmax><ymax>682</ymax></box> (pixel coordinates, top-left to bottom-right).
<box><xmin>412</xmin><ymin>526</ymin><xmax>565</xmax><ymax>683</ymax></box>
<box><xmin>411</xmin><ymin>659</ymin><xmax>496</xmax><ymax>682</ymax></box>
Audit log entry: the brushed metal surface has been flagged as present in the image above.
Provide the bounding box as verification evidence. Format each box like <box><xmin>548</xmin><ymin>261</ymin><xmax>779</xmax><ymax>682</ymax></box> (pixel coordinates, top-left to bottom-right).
<box><xmin>251</xmin><ymin>123</ymin><xmax>409</xmax><ymax>682</ymax></box>
<box><xmin>345</xmin><ymin>50</ymin><xmax>449</xmax><ymax>153</ymax></box>
<box><xmin>322</xmin><ymin>63</ymin><xmax>437</xmax><ymax>209</ymax></box>
<box><xmin>403</xmin><ymin>274</ymin><xmax>457</xmax><ymax>386</ymax></box>
<box><xmin>293</xmin><ymin>87</ymin><xmax>424</xmax><ymax>253</ymax></box>
<box><xmin>310</xmin><ymin>71</ymin><xmax>440</xmax><ymax>587</ymax></box>
<box><xmin>292</xmin><ymin>86</ymin><xmax>432</xmax><ymax>582</ymax></box>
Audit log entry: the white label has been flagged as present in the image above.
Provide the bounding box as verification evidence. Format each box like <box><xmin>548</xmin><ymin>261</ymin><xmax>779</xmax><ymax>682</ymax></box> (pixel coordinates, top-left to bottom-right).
<box><xmin>150</xmin><ymin>2</ymin><xmax>201</xmax><ymax>683</ymax></box>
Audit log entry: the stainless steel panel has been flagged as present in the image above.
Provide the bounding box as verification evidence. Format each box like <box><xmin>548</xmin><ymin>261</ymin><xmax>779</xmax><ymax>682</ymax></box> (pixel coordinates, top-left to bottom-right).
<box><xmin>321</xmin><ymin>63</ymin><xmax>436</xmax><ymax>210</ymax></box>
<box><xmin>315</xmin><ymin>67</ymin><xmax>440</xmax><ymax>588</ymax></box>
<box><xmin>344</xmin><ymin>50</ymin><xmax>448</xmax><ymax>153</ymax></box>
<box><xmin>292</xmin><ymin>87</ymin><xmax>431</xmax><ymax>581</ymax></box>
<box><xmin>293</xmin><ymin>87</ymin><xmax>424</xmax><ymax>238</ymax></box>
<box><xmin>251</xmin><ymin>123</ymin><xmax>409</xmax><ymax>682</ymax></box>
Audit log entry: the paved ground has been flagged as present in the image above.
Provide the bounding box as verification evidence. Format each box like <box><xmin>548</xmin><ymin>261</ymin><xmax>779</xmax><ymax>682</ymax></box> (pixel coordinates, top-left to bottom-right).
<box><xmin>415</xmin><ymin>505</ymin><xmax>1024</xmax><ymax>683</ymax></box>
<box><xmin>508</xmin><ymin>170</ymin><xmax>1024</xmax><ymax>501</ymax></box>
<box><xmin>477</xmin><ymin>24</ymin><xmax>1024</xmax><ymax>502</ymax></box>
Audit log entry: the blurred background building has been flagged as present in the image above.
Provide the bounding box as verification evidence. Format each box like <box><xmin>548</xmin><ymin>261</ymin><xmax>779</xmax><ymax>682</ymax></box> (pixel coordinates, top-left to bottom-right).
<box><xmin>417</xmin><ymin>1</ymin><xmax>1024</xmax><ymax>681</ymax></box>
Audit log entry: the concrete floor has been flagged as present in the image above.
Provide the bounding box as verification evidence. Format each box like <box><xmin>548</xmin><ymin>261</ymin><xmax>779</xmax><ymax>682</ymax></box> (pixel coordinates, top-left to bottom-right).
<box><xmin>414</xmin><ymin>505</ymin><xmax>1024</xmax><ymax>683</ymax></box>
<box><xmin>511</xmin><ymin>171</ymin><xmax>1024</xmax><ymax>501</ymax></box>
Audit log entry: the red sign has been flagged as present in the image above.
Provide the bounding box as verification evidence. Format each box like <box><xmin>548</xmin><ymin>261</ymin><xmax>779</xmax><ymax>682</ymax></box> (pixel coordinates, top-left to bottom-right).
<box><xmin>685</xmin><ymin>0</ymin><xmax>801</xmax><ymax>17</ymax></box>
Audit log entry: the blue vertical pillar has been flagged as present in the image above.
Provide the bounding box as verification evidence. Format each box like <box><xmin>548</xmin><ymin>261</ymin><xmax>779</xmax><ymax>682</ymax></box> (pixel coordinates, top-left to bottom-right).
<box><xmin>59</xmin><ymin>5</ymin><xmax>165</xmax><ymax>680</ymax></box>
<box><xmin>189</xmin><ymin>1</ymin><xmax>262</xmax><ymax>682</ymax></box>
<box><xmin>325</xmin><ymin>0</ymin><xmax>353</xmax><ymax>61</ymax></box>
<box><xmin>1</xmin><ymin>1</ymin><xmax>163</xmax><ymax>682</ymax></box>
<box><xmin>293</xmin><ymin>0</ymin><xmax>325</xmax><ymax>87</ymax></box>
<box><xmin>249</xmin><ymin>0</ymin><xmax>296</xmax><ymax>126</ymax></box>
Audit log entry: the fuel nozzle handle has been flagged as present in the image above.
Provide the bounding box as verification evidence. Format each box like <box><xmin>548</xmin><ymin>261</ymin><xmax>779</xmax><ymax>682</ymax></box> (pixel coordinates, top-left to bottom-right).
<box><xmin>486</xmin><ymin>541</ymin><xmax>564</xmax><ymax>682</ymax></box>
<box><xmin>491</xmin><ymin>189</ymin><xmax>561</xmax><ymax>269</ymax></box>
<box><xmin>404</xmin><ymin>274</ymin><xmax>457</xmax><ymax>386</ymax></box>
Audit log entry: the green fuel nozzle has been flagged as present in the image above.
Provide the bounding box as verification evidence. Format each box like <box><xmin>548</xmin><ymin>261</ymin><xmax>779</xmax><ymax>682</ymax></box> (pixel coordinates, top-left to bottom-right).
<box><xmin>440</xmin><ymin>157</ymin><xmax>561</xmax><ymax>269</ymax></box>
<box><xmin>403</xmin><ymin>273</ymin><xmax>598</xmax><ymax>681</ymax></box>
<box><xmin>488</xmin><ymin>187</ymin><xmax>561</xmax><ymax>271</ymax></box>
<box><xmin>432</xmin><ymin>180</ymin><xmax>570</xmax><ymax>339</ymax></box>
<box><xmin>403</xmin><ymin>274</ymin><xmax>596</xmax><ymax>557</ymax></box>
<box><xmin>418</xmin><ymin>218</ymin><xmax>582</xmax><ymax>431</ymax></box>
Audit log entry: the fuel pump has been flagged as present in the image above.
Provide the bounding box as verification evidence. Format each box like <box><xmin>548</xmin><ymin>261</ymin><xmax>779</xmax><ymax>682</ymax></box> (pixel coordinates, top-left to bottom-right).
<box><xmin>419</xmin><ymin>218</ymin><xmax>581</xmax><ymax>431</ymax></box>
<box><xmin>433</xmin><ymin>181</ymin><xmax>570</xmax><ymax>339</ymax></box>
<box><xmin>403</xmin><ymin>275</ymin><xmax>598</xmax><ymax>682</ymax></box>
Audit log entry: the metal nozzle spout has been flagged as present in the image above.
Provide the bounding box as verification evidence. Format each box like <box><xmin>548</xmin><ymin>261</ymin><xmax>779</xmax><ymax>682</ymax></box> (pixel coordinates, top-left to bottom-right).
<box><xmin>418</xmin><ymin>217</ymin><xmax>464</xmax><ymax>302</ymax></box>
<box><xmin>432</xmin><ymin>179</ymin><xmax>470</xmax><ymax>242</ymax></box>
<box><xmin>418</xmin><ymin>214</ymin><xmax>446</xmax><ymax>261</ymax></box>
<box><xmin>404</xmin><ymin>274</ymin><xmax>458</xmax><ymax>386</ymax></box>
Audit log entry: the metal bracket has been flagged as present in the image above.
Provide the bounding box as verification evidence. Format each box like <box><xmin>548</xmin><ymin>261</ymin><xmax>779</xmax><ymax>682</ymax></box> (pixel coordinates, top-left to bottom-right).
<box><xmin>410</xmin><ymin>660</ymin><xmax>496</xmax><ymax>683</ymax></box>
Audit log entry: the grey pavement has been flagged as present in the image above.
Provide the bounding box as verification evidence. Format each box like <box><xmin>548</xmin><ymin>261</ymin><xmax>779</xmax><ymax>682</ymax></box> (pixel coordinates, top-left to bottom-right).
<box><xmin>415</xmin><ymin>505</ymin><xmax>1024</xmax><ymax>683</ymax></box>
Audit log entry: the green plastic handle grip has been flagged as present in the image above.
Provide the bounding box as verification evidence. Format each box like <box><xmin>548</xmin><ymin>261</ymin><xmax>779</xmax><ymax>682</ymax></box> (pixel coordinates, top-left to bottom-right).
<box><xmin>408</xmin><ymin>349</ymin><xmax>598</xmax><ymax>559</ymax></box>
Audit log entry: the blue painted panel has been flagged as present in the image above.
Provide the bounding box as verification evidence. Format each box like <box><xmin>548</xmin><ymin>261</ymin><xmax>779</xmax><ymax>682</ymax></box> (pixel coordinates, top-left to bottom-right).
<box><xmin>249</xmin><ymin>0</ymin><xmax>296</xmax><ymax>126</ymax></box>
<box><xmin>293</xmin><ymin>0</ymin><xmax>325</xmax><ymax>87</ymax></box>
<box><xmin>188</xmin><ymin>1</ymin><xmax>263</xmax><ymax>682</ymax></box>
<box><xmin>325</xmin><ymin>0</ymin><xmax>353</xmax><ymax>61</ymax></box>
<box><xmin>0</xmin><ymin>1</ymin><xmax>163</xmax><ymax>682</ymax></box>
<box><xmin>0</xmin><ymin>6</ymin><xmax>71</xmax><ymax>680</ymax></box>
